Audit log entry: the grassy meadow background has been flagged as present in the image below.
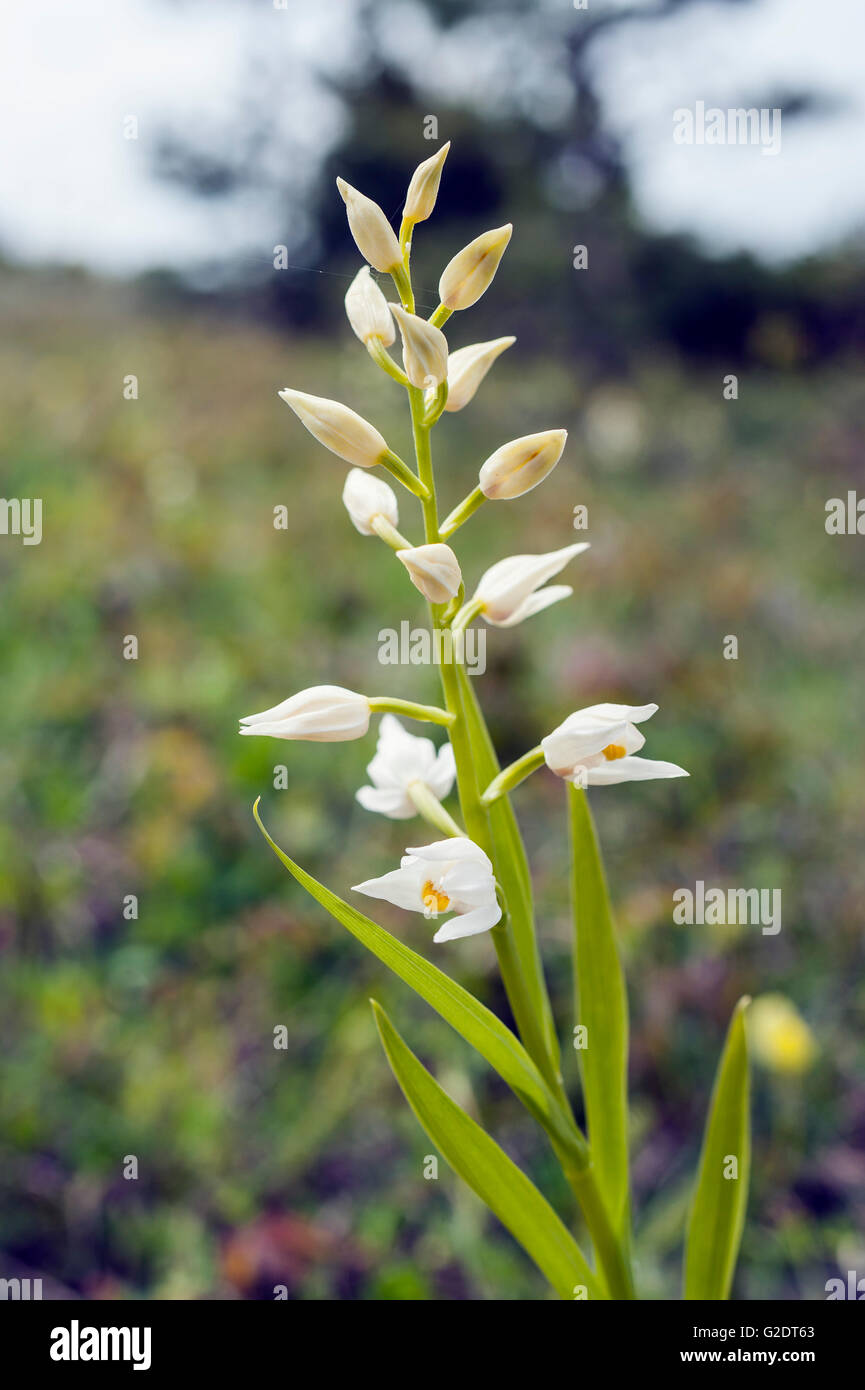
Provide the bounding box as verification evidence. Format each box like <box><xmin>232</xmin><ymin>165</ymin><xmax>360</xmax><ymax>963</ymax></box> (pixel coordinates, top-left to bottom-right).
<box><xmin>1</xmin><ymin>242</ymin><xmax>863</xmax><ymax>1298</ymax></box>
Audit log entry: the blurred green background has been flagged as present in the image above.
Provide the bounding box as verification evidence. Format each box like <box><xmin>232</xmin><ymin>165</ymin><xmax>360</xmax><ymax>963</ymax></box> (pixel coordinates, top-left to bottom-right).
<box><xmin>1</xmin><ymin>0</ymin><xmax>864</xmax><ymax>1300</ymax></box>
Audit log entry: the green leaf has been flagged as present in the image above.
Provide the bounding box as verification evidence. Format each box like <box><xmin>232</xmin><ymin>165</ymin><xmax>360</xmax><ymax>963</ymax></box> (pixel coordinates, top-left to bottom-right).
<box><xmin>684</xmin><ymin>996</ymin><xmax>751</xmax><ymax>1301</ymax></box>
<box><xmin>568</xmin><ymin>785</ymin><xmax>630</xmax><ymax>1238</ymax></box>
<box><xmin>456</xmin><ymin>664</ymin><xmax>561</xmax><ymax>1074</ymax></box>
<box><xmin>253</xmin><ymin>799</ymin><xmax>580</xmax><ymax>1161</ymax></box>
<box><xmin>371</xmin><ymin>999</ymin><xmax>600</xmax><ymax>1300</ymax></box>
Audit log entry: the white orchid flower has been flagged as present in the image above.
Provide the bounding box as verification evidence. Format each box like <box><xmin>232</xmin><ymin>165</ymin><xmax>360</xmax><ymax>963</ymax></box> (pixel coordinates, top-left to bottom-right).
<box><xmin>479</xmin><ymin>429</ymin><xmax>567</xmax><ymax>500</ymax></box>
<box><xmin>541</xmin><ymin>703</ymin><xmax>690</xmax><ymax>785</ymax></box>
<box><xmin>278</xmin><ymin>389</ymin><xmax>389</xmax><ymax>469</ymax></box>
<box><xmin>472</xmin><ymin>542</ymin><xmax>589</xmax><ymax>627</ymax></box>
<box><xmin>389</xmin><ymin>303</ymin><xmax>449</xmax><ymax>390</ymax></box>
<box><xmin>440</xmin><ymin>336</ymin><xmax>515</xmax><ymax>412</ymax></box>
<box><xmin>439</xmin><ymin>224</ymin><xmax>512</xmax><ymax>310</ymax></box>
<box><xmin>344</xmin><ymin>266</ymin><xmax>395</xmax><ymax>346</ymax></box>
<box><xmin>403</xmin><ymin>142</ymin><xmax>450</xmax><ymax>224</ymax></box>
<box><xmin>342</xmin><ymin>468</ymin><xmax>399</xmax><ymax>536</ymax></box>
<box><xmin>239</xmin><ymin>685</ymin><xmax>370</xmax><ymax>743</ymax></box>
<box><xmin>353</xmin><ymin>837</ymin><xmax>501</xmax><ymax>943</ymax></box>
<box><xmin>335</xmin><ymin>178</ymin><xmax>402</xmax><ymax>273</ymax></box>
<box><xmin>397</xmin><ymin>542</ymin><xmax>462</xmax><ymax>603</ymax></box>
<box><xmin>356</xmin><ymin>715</ymin><xmax>455</xmax><ymax>820</ymax></box>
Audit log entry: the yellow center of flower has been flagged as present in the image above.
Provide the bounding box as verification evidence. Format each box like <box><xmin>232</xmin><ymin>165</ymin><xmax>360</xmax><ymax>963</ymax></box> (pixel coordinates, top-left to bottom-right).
<box><xmin>602</xmin><ymin>743</ymin><xmax>627</xmax><ymax>761</ymax></box>
<box><xmin>422</xmin><ymin>880</ymin><xmax>450</xmax><ymax>916</ymax></box>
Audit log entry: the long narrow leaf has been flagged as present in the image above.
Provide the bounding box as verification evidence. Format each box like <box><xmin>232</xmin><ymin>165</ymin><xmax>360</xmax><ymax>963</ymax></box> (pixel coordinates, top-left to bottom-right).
<box><xmin>253</xmin><ymin>799</ymin><xmax>575</xmax><ymax>1152</ymax></box>
<box><xmin>371</xmin><ymin>999</ymin><xmax>600</xmax><ymax>1300</ymax></box>
<box><xmin>568</xmin><ymin>785</ymin><xmax>630</xmax><ymax>1237</ymax></box>
<box><xmin>684</xmin><ymin>997</ymin><xmax>751</xmax><ymax>1300</ymax></box>
<box><xmin>456</xmin><ymin>664</ymin><xmax>561</xmax><ymax>1072</ymax></box>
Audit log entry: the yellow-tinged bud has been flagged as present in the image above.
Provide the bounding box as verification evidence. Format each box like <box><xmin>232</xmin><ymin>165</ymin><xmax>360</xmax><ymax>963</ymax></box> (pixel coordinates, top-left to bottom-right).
<box><xmin>336</xmin><ymin>178</ymin><xmax>402</xmax><ymax>273</ymax></box>
<box><xmin>396</xmin><ymin>543</ymin><xmax>462</xmax><ymax>604</ymax></box>
<box><xmin>279</xmin><ymin>388</ymin><xmax>389</xmax><ymax>469</ymax></box>
<box><xmin>389</xmin><ymin>303</ymin><xmax>449</xmax><ymax>389</ymax></box>
<box><xmin>403</xmin><ymin>142</ymin><xmax>450</xmax><ymax>224</ymax></box>
<box><xmin>438</xmin><ymin>224</ymin><xmax>512</xmax><ymax>311</ymax></box>
<box><xmin>442</xmin><ymin>336</ymin><xmax>515</xmax><ymax>412</ymax></box>
<box><xmin>345</xmin><ymin>266</ymin><xmax>395</xmax><ymax>346</ymax></box>
<box><xmin>479</xmin><ymin>429</ymin><xmax>567</xmax><ymax>500</ymax></box>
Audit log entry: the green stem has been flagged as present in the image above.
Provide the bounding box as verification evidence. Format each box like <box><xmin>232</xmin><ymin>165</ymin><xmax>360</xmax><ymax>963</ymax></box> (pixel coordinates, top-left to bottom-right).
<box><xmin>406</xmin><ymin>781</ymin><xmax>465</xmax><ymax>839</ymax></box>
<box><xmin>440</xmin><ymin>486</ymin><xmax>487</xmax><ymax>538</ymax></box>
<box><xmin>379</xmin><ymin>449</ymin><xmax>430</xmax><ymax>500</ymax></box>
<box><xmin>370</xmin><ymin>514</ymin><xmax>412</xmax><ymax>551</ymax></box>
<box><xmin>367</xmin><ymin>338</ymin><xmax>409</xmax><ymax>388</ymax></box>
<box><xmin>429</xmin><ymin>302</ymin><xmax>452</xmax><ymax>328</ymax></box>
<box><xmin>561</xmin><ymin>1160</ymin><xmax>636</xmax><ymax>1301</ymax></box>
<box><xmin>482</xmin><ymin>746</ymin><xmax>545</xmax><ymax>804</ymax></box>
<box><xmin>368</xmin><ymin>696</ymin><xmax>454</xmax><ymax>727</ymax></box>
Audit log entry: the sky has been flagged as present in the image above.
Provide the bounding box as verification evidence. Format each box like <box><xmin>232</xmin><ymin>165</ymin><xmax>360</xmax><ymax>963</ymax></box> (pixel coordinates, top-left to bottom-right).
<box><xmin>1</xmin><ymin>0</ymin><xmax>863</xmax><ymax>275</ymax></box>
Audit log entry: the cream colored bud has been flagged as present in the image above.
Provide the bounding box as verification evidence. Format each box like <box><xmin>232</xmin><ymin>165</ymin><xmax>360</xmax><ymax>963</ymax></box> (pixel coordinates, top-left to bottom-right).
<box><xmin>396</xmin><ymin>543</ymin><xmax>462</xmax><ymax>604</ymax></box>
<box><xmin>342</xmin><ymin>468</ymin><xmax>399</xmax><ymax>536</ymax></box>
<box><xmin>403</xmin><ymin>142</ymin><xmax>450</xmax><ymax>224</ymax></box>
<box><xmin>479</xmin><ymin>429</ymin><xmax>567</xmax><ymax>500</ymax></box>
<box><xmin>438</xmin><ymin>224</ymin><xmax>512</xmax><ymax>311</ymax></box>
<box><xmin>345</xmin><ymin>267</ymin><xmax>395</xmax><ymax>346</ymax></box>
<box><xmin>239</xmin><ymin>685</ymin><xmax>371</xmax><ymax>743</ymax></box>
<box><xmin>389</xmin><ymin>303</ymin><xmax>449</xmax><ymax>390</ymax></box>
<box><xmin>279</xmin><ymin>388</ymin><xmax>388</xmax><ymax>469</ymax></box>
<box><xmin>336</xmin><ymin>178</ymin><xmax>402</xmax><ymax>273</ymax></box>
<box><xmin>443</xmin><ymin>336</ymin><xmax>515</xmax><ymax>412</ymax></box>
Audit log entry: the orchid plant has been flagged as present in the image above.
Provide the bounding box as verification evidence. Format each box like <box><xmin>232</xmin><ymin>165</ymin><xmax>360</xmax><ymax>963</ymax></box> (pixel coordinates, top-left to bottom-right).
<box><xmin>245</xmin><ymin>143</ymin><xmax>751</xmax><ymax>1301</ymax></box>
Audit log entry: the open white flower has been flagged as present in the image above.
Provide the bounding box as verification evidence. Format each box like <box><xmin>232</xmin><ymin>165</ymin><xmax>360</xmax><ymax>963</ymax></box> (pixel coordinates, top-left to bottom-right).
<box><xmin>353</xmin><ymin>837</ymin><xmax>501</xmax><ymax>942</ymax></box>
<box><xmin>336</xmin><ymin>178</ymin><xmax>402</xmax><ymax>273</ymax></box>
<box><xmin>479</xmin><ymin>429</ymin><xmax>567</xmax><ymax>500</ymax></box>
<box><xmin>472</xmin><ymin>543</ymin><xmax>589</xmax><ymax>627</ymax></box>
<box><xmin>439</xmin><ymin>224</ymin><xmax>512</xmax><ymax>310</ymax></box>
<box><xmin>403</xmin><ymin>142</ymin><xmax>450</xmax><ymax>224</ymax></box>
<box><xmin>344</xmin><ymin>267</ymin><xmax>395</xmax><ymax>346</ymax></box>
<box><xmin>441</xmin><ymin>336</ymin><xmax>515</xmax><ymax>412</ymax></box>
<box><xmin>541</xmin><ymin>703</ymin><xmax>689</xmax><ymax>785</ymax></box>
<box><xmin>397</xmin><ymin>543</ymin><xmax>462</xmax><ymax>604</ymax></box>
<box><xmin>342</xmin><ymin>469</ymin><xmax>399</xmax><ymax>536</ymax></box>
<box><xmin>279</xmin><ymin>389</ymin><xmax>389</xmax><ymax>469</ymax></box>
<box><xmin>239</xmin><ymin>685</ymin><xmax>370</xmax><ymax>742</ymax></box>
<box><xmin>356</xmin><ymin>715</ymin><xmax>455</xmax><ymax>820</ymax></box>
<box><xmin>389</xmin><ymin>304</ymin><xmax>449</xmax><ymax>389</ymax></box>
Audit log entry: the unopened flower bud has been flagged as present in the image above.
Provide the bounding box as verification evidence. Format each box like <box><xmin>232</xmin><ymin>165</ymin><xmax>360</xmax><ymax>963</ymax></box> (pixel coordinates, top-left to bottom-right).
<box><xmin>279</xmin><ymin>388</ymin><xmax>389</xmax><ymax>469</ymax></box>
<box><xmin>336</xmin><ymin>178</ymin><xmax>402</xmax><ymax>273</ymax></box>
<box><xmin>240</xmin><ymin>685</ymin><xmax>371</xmax><ymax>742</ymax></box>
<box><xmin>439</xmin><ymin>224</ymin><xmax>512</xmax><ymax>311</ymax></box>
<box><xmin>389</xmin><ymin>304</ymin><xmax>449</xmax><ymax>389</ymax></box>
<box><xmin>479</xmin><ymin>429</ymin><xmax>567</xmax><ymax>500</ymax></box>
<box><xmin>443</xmin><ymin>336</ymin><xmax>515</xmax><ymax>412</ymax></box>
<box><xmin>345</xmin><ymin>266</ymin><xmax>394</xmax><ymax>346</ymax></box>
<box><xmin>403</xmin><ymin>142</ymin><xmax>450</xmax><ymax>224</ymax></box>
<box><xmin>342</xmin><ymin>468</ymin><xmax>399</xmax><ymax>536</ymax></box>
<box><xmin>397</xmin><ymin>543</ymin><xmax>462</xmax><ymax>604</ymax></box>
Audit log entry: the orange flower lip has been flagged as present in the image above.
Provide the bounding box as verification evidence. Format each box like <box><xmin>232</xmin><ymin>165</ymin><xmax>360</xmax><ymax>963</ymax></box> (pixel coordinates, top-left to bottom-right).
<box><xmin>602</xmin><ymin>743</ymin><xmax>627</xmax><ymax>761</ymax></box>
<box><xmin>422</xmin><ymin>881</ymin><xmax>451</xmax><ymax>915</ymax></box>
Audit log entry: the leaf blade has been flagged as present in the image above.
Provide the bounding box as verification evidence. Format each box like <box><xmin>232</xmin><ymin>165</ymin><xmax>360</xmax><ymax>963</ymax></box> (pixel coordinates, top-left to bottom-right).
<box><xmin>371</xmin><ymin>999</ymin><xmax>600</xmax><ymax>1300</ymax></box>
<box><xmin>568</xmin><ymin>785</ymin><xmax>630</xmax><ymax>1237</ymax></box>
<box><xmin>253</xmin><ymin>799</ymin><xmax>572</xmax><ymax>1148</ymax></box>
<box><xmin>684</xmin><ymin>996</ymin><xmax>751</xmax><ymax>1300</ymax></box>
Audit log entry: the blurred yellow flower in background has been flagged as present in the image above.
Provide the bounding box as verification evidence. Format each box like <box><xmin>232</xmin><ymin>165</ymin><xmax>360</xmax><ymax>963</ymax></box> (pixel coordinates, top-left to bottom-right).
<box><xmin>748</xmin><ymin>995</ymin><xmax>817</xmax><ymax>1076</ymax></box>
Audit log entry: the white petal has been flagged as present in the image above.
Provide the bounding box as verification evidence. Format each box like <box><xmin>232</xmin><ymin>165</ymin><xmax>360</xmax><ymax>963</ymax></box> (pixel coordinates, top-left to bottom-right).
<box><xmin>405</xmin><ymin>837</ymin><xmax>492</xmax><ymax>868</ymax></box>
<box><xmin>585</xmin><ymin>757</ymin><xmax>689</xmax><ymax>785</ymax></box>
<box><xmin>483</xmin><ymin>584</ymin><xmax>573</xmax><ymax>628</ymax></box>
<box><xmin>433</xmin><ymin>901</ymin><xmax>502</xmax><ymax>942</ymax></box>
<box><xmin>352</xmin><ymin>861</ymin><xmax>426</xmax><ymax>911</ymax></box>
<box><xmin>355</xmin><ymin>785</ymin><xmax>415</xmax><ymax>819</ymax></box>
<box><xmin>575</xmin><ymin>702</ymin><xmax>659</xmax><ymax>726</ymax></box>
